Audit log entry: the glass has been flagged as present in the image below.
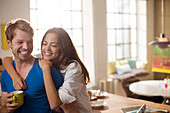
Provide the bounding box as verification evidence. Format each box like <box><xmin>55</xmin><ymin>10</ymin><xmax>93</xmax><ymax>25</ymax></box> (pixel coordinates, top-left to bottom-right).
<box><xmin>30</xmin><ymin>0</ymin><xmax>36</xmax><ymax>9</ymax></box>
<box><xmin>116</xmin><ymin>0</ymin><xmax>122</xmax><ymax>12</ymax></box>
<box><xmin>117</xmin><ymin>45</ymin><xmax>123</xmax><ymax>59</ymax></box>
<box><xmin>131</xmin><ymin>44</ymin><xmax>137</xmax><ymax>58</ymax></box>
<box><xmin>72</xmin><ymin>0</ymin><xmax>81</xmax><ymax>10</ymax></box>
<box><xmin>37</xmin><ymin>10</ymin><xmax>49</xmax><ymax>29</ymax></box>
<box><xmin>124</xmin><ymin>44</ymin><xmax>130</xmax><ymax>58</ymax></box>
<box><xmin>66</xmin><ymin>29</ymin><xmax>72</xmax><ymax>38</ymax></box>
<box><xmin>164</xmin><ymin>76</ymin><xmax>170</xmax><ymax>88</ymax></box>
<box><xmin>49</xmin><ymin>11</ymin><xmax>62</xmax><ymax>28</ymax></box>
<box><xmin>130</xmin><ymin>15</ymin><xmax>136</xmax><ymax>28</ymax></box>
<box><xmin>32</xmin><ymin>30</ymin><xmax>39</xmax><ymax>54</ymax></box>
<box><xmin>123</xmin><ymin>14</ymin><xmax>129</xmax><ymax>28</ymax></box>
<box><xmin>137</xmin><ymin>0</ymin><xmax>146</xmax><ymax>14</ymax></box>
<box><xmin>116</xmin><ymin>14</ymin><xmax>123</xmax><ymax>28</ymax></box>
<box><xmin>108</xmin><ymin>45</ymin><xmax>116</xmax><ymax>61</ymax></box>
<box><xmin>106</xmin><ymin>0</ymin><xmax>116</xmax><ymax>12</ymax></box>
<box><xmin>37</xmin><ymin>29</ymin><xmax>46</xmax><ymax>41</ymax></box>
<box><xmin>131</xmin><ymin>29</ymin><xmax>137</xmax><ymax>43</ymax></box>
<box><xmin>130</xmin><ymin>0</ymin><xmax>136</xmax><ymax>14</ymax></box>
<box><xmin>37</xmin><ymin>0</ymin><xmax>48</xmax><ymax>9</ymax></box>
<box><xmin>138</xmin><ymin>46</ymin><xmax>146</xmax><ymax>61</ymax></box>
<box><xmin>61</xmin><ymin>11</ymin><xmax>72</xmax><ymax>28</ymax></box>
<box><xmin>123</xmin><ymin>29</ymin><xmax>130</xmax><ymax>43</ymax></box>
<box><xmin>72</xmin><ymin>12</ymin><xmax>82</xmax><ymax>28</ymax></box>
<box><xmin>49</xmin><ymin>0</ymin><xmax>60</xmax><ymax>10</ymax></box>
<box><xmin>72</xmin><ymin>29</ymin><xmax>82</xmax><ymax>46</ymax></box>
<box><xmin>116</xmin><ymin>30</ymin><xmax>123</xmax><ymax>44</ymax></box>
<box><xmin>61</xmin><ymin>0</ymin><xmax>71</xmax><ymax>10</ymax></box>
<box><xmin>122</xmin><ymin>0</ymin><xmax>129</xmax><ymax>13</ymax></box>
<box><xmin>138</xmin><ymin>30</ymin><xmax>146</xmax><ymax>46</ymax></box>
<box><xmin>30</xmin><ymin>10</ymin><xmax>38</xmax><ymax>29</ymax></box>
<box><xmin>107</xmin><ymin>13</ymin><xmax>116</xmax><ymax>28</ymax></box>
<box><xmin>30</xmin><ymin>0</ymin><xmax>83</xmax><ymax>60</ymax></box>
<box><xmin>107</xmin><ymin>30</ymin><xmax>115</xmax><ymax>45</ymax></box>
<box><xmin>76</xmin><ymin>47</ymin><xmax>83</xmax><ymax>61</ymax></box>
<box><xmin>106</xmin><ymin>0</ymin><xmax>147</xmax><ymax>61</ymax></box>
<box><xmin>138</xmin><ymin>15</ymin><xmax>146</xmax><ymax>30</ymax></box>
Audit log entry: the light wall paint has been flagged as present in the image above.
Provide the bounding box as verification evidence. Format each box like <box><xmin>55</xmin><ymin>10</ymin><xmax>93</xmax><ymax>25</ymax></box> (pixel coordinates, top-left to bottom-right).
<box><xmin>0</xmin><ymin>0</ymin><xmax>30</xmax><ymax>58</ymax></box>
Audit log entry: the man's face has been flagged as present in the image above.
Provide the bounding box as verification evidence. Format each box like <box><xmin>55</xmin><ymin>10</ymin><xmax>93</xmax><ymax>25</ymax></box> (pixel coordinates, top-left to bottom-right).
<box><xmin>7</xmin><ymin>28</ymin><xmax>33</xmax><ymax>61</ymax></box>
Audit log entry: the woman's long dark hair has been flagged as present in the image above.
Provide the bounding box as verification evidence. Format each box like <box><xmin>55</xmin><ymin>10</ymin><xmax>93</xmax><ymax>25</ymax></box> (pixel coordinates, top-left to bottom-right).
<box><xmin>41</xmin><ymin>27</ymin><xmax>90</xmax><ymax>85</ymax></box>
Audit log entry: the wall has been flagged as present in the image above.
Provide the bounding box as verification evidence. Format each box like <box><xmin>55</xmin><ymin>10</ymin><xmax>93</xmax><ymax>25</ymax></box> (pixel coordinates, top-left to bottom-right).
<box><xmin>82</xmin><ymin>0</ymin><xmax>108</xmax><ymax>87</ymax></box>
<box><xmin>83</xmin><ymin>0</ymin><xmax>95</xmax><ymax>85</ymax></box>
<box><xmin>0</xmin><ymin>0</ymin><xmax>30</xmax><ymax>59</ymax></box>
<box><xmin>147</xmin><ymin>0</ymin><xmax>154</xmax><ymax>79</ymax></box>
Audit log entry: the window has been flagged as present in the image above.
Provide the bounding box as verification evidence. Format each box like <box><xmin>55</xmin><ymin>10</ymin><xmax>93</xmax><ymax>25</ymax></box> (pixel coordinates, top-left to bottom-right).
<box><xmin>106</xmin><ymin>0</ymin><xmax>147</xmax><ymax>61</ymax></box>
<box><xmin>30</xmin><ymin>0</ymin><xmax>83</xmax><ymax>60</ymax></box>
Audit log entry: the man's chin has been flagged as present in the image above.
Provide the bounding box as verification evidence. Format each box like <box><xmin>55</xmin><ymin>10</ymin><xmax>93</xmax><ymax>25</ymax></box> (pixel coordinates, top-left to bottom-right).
<box><xmin>19</xmin><ymin>55</ymin><xmax>32</xmax><ymax>61</ymax></box>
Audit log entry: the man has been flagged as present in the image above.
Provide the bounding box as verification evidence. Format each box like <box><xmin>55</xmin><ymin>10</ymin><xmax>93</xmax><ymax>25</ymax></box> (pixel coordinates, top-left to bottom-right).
<box><xmin>0</xmin><ymin>18</ymin><xmax>63</xmax><ymax>113</ymax></box>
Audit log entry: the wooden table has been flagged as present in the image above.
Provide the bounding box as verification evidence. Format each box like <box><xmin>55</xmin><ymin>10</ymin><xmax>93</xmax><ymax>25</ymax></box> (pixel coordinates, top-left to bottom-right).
<box><xmin>92</xmin><ymin>93</ymin><xmax>170</xmax><ymax>113</ymax></box>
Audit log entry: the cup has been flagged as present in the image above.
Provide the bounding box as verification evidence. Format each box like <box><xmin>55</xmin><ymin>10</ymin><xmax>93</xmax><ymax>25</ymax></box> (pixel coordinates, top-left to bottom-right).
<box><xmin>11</xmin><ymin>91</ymin><xmax>24</xmax><ymax>107</ymax></box>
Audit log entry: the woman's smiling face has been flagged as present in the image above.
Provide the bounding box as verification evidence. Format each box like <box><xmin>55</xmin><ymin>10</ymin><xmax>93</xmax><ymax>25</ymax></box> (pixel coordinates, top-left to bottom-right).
<box><xmin>41</xmin><ymin>33</ymin><xmax>60</xmax><ymax>61</ymax></box>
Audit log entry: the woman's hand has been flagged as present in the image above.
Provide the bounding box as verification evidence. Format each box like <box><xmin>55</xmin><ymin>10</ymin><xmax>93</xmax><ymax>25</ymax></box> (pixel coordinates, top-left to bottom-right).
<box><xmin>39</xmin><ymin>59</ymin><xmax>52</xmax><ymax>69</ymax></box>
<box><xmin>12</xmin><ymin>76</ymin><xmax>27</xmax><ymax>91</ymax></box>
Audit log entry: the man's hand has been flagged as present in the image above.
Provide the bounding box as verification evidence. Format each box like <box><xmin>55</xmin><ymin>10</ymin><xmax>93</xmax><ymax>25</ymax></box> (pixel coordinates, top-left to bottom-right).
<box><xmin>6</xmin><ymin>93</ymin><xmax>19</xmax><ymax>113</ymax></box>
<box><xmin>12</xmin><ymin>75</ymin><xmax>27</xmax><ymax>91</ymax></box>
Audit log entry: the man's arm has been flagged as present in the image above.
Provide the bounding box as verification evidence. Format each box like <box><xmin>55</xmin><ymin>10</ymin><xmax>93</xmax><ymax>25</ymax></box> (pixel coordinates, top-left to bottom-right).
<box><xmin>0</xmin><ymin>92</ymin><xmax>19</xmax><ymax>113</ymax></box>
<box><xmin>2</xmin><ymin>57</ymin><xmax>27</xmax><ymax>90</ymax></box>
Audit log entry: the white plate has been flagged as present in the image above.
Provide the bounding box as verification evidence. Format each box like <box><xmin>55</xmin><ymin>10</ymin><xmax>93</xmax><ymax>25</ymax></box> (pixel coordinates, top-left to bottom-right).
<box><xmin>95</xmin><ymin>91</ymin><xmax>108</xmax><ymax>98</ymax></box>
<box><xmin>90</xmin><ymin>90</ymin><xmax>108</xmax><ymax>97</ymax></box>
<box><xmin>90</xmin><ymin>90</ymin><xmax>98</xmax><ymax>95</ymax></box>
<box><xmin>91</xmin><ymin>100</ymin><xmax>106</xmax><ymax>108</ymax></box>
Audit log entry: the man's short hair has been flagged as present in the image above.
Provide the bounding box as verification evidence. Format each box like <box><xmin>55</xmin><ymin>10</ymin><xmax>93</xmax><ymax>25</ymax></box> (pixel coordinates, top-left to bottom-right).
<box><xmin>5</xmin><ymin>18</ymin><xmax>34</xmax><ymax>41</ymax></box>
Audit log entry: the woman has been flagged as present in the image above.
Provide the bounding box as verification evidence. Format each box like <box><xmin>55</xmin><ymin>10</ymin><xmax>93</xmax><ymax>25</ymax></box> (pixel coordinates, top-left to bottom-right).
<box><xmin>3</xmin><ymin>27</ymin><xmax>92</xmax><ymax>113</ymax></box>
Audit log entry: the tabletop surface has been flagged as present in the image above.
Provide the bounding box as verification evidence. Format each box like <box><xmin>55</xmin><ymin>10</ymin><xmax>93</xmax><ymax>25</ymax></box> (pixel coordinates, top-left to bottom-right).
<box><xmin>129</xmin><ymin>80</ymin><xmax>170</xmax><ymax>98</ymax></box>
<box><xmin>92</xmin><ymin>93</ymin><xmax>170</xmax><ymax>113</ymax></box>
